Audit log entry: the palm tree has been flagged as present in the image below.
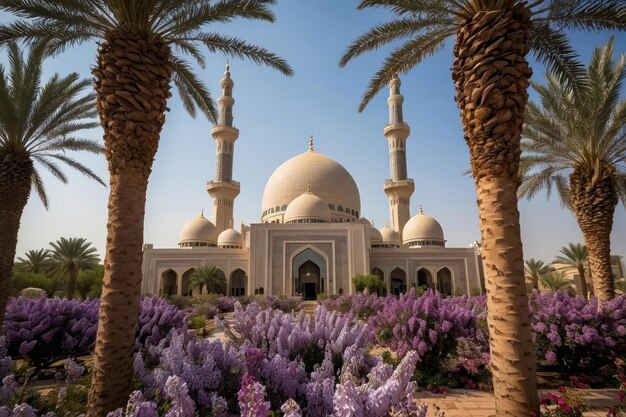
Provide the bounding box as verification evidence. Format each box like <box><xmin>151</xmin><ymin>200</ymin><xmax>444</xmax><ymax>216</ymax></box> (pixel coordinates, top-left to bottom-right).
<box><xmin>0</xmin><ymin>41</ymin><xmax>103</xmax><ymax>325</ymax></box>
<box><xmin>553</xmin><ymin>243</ymin><xmax>591</xmax><ymax>299</ymax></box>
<box><xmin>339</xmin><ymin>0</ymin><xmax>626</xmax><ymax>416</ymax></box>
<box><xmin>520</xmin><ymin>39</ymin><xmax>625</xmax><ymax>302</ymax></box>
<box><xmin>540</xmin><ymin>270</ymin><xmax>573</xmax><ymax>292</ymax></box>
<box><xmin>188</xmin><ymin>265</ymin><xmax>226</xmax><ymax>295</ymax></box>
<box><xmin>339</xmin><ymin>2</ymin><xmax>625</xmax><ymax>413</ymax></box>
<box><xmin>15</xmin><ymin>248</ymin><xmax>51</xmax><ymax>274</ymax></box>
<box><xmin>0</xmin><ymin>2</ymin><xmax>292</xmax><ymax>414</ymax></box>
<box><xmin>524</xmin><ymin>258</ymin><xmax>552</xmax><ymax>291</ymax></box>
<box><xmin>49</xmin><ymin>237</ymin><xmax>100</xmax><ymax>299</ymax></box>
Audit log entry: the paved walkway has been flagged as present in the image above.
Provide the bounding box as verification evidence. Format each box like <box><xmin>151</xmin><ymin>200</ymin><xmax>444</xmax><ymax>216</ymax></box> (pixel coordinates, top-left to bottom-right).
<box><xmin>418</xmin><ymin>388</ymin><xmax>621</xmax><ymax>417</ymax></box>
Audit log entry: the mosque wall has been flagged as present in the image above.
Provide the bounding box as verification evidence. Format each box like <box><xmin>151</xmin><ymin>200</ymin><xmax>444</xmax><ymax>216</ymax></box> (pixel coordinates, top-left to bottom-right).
<box><xmin>370</xmin><ymin>247</ymin><xmax>483</xmax><ymax>295</ymax></box>
<box><xmin>141</xmin><ymin>244</ymin><xmax>249</xmax><ymax>296</ymax></box>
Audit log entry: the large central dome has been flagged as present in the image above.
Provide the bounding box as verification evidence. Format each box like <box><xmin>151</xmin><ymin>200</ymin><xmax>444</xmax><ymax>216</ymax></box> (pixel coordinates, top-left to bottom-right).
<box><xmin>262</xmin><ymin>150</ymin><xmax>361</xmax><ymax>223</ymax></box>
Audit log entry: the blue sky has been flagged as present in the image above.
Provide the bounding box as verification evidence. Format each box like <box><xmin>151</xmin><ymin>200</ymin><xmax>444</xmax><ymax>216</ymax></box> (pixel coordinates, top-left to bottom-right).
<box><xmin>5</xmin><ymin>1</ymin><xmax>626</xmax><ymax>265</ymax></box>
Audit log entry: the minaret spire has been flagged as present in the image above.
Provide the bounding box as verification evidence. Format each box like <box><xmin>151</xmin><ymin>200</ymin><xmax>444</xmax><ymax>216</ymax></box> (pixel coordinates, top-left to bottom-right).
<box><xmin>383</xmin><ymin>74</ymin><xmax>414</xmax><ymax>234</ymax></box>
<box><xmin>207</xmin><ymin>63</ymin><xmax>241</xmax><ymax>234</ymax></box>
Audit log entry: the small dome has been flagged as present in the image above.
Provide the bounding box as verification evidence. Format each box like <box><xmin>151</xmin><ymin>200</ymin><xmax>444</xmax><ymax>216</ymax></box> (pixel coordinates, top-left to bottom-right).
<box><xmin>218</xmin><ymin>228</ymin><xmax>242</xmax><ymax>248</ymax></box>
<box><xmin>179</xmin><ymin>214</ymin><xmax>218</xmax><ymax>247</ymax></box>
<box><xmin>380</xmin><ymin>226</ymin><xmax>401</xmax><ymax>246</ymax></box>
<box><xmin>402</xmin><ymin>208</ymin><xmax>445</xmax><ymax>247</ymax></box>
<box><xmin>370</xmin><ymin>227</ymin><xmax>383</xmax><ymax>243</ymax></box>
<box><xmin>357</xmin><ymin>218</ymin><xmax>372</xmax><ymax>226</ymax></box>
<box><xmin>284</xmin><ymin>189</ymin><xmax>332</xmax><ymax>223</ymax></box>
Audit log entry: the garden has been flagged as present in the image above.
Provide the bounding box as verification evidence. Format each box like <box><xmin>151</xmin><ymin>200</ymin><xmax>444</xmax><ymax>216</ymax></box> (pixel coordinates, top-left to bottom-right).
<box><xmin>1</xmin><ymin>289</ymin><xmax>625</xmax><ymax>416</ymax></box>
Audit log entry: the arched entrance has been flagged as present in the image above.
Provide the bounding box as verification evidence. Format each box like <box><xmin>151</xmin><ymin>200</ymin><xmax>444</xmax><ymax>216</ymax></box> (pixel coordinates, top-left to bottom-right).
<box><xmin>298</xmin><ymin>261</ymin><xmax>321</xmax><ymax>300</ymax></box>
<box><xmin>417</xmin><ymin>268</ymin><xmax>434</xmax><ymax>290</ymax></box>
<box><xmin>437</xmin><ymin>267</ymin><xmax>453</xmax><ymax>296</ymax></box>
<box><xmin>230</xmin><ymin>269</ymin><xmax>247</xmax><ymax>296</ymax></box>
<box><xmin>390</xmin><ymin>267</ymin><xmax>407</xmax><ymax>296</ymax></box>
<box><xmin>161</xmin><ymin>269</ymin><xmax>177</xmax><ymax>296</ymax></box>
<box><xmin>182</xmin><ymin>268</ymin><xmax>195</xmax><ymax>296</ymax></box>
<box><xmin>292</xmin><ymin>248</ymin><xmax>327</xmax><ymax>300</ymax></box>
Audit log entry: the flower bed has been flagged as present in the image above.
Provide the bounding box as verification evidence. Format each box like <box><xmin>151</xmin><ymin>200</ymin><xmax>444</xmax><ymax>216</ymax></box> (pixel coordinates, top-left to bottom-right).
<box><xmin>2</xmin><ymin>296</ymin><xmax>186</xmax><ymax>369</ymax></box>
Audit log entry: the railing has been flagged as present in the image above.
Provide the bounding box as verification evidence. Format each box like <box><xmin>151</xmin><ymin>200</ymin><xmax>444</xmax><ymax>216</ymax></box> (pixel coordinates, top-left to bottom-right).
<box><xmin>384</xmin><ymin>178</ymin><xmax>414</xmax><ymax>185</ymax></box>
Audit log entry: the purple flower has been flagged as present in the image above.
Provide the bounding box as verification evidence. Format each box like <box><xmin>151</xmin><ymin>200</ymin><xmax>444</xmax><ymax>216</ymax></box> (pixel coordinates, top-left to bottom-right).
<box><xmin>238</xmin><ymin>374</ymin><xmax>270</xmax><ymax>417</ymax></box>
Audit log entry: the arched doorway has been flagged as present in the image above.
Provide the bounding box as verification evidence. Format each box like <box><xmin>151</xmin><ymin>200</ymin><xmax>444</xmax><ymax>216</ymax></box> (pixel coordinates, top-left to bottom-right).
<box><xmin>372</xmin><ymin>267</ymin><xmax>385</xmax><ymax>295</ymax></box>
<box><xmin>437</xmin><ymin>267</ymin><xmax>453</xmax><ymax>296</ymax></box>
<box><xmin>292</xmin><ymin>248</ymin><xmax>327</xmax><ymax>299</ymax></box>
<box><xmin>417</xmin><ymin>268</ymin><xmax>434</xmax><ymax>290</ymax></box>
<box><xmin>182</xmin><ymin>268</ymin><xmax>195</xmax><ymax>296</ymax></box>
<box><xmin>390</xmin><ymin>267</ymin><xmax>407</xmax><ymax>296</ymax></box>
<box><xmin>161</xmin><ymin>269</ymin><xmax>177</xmax><ymax>296</ymax></box>
<box><xmin>298</xmin><ymin>260</ymin><xmax>321</xmax><ymax>300</ymax></box>
<box><xmin>230</xmin><ymin>269</ymin><xmax>247</xmax><ymax>296</ymax></box>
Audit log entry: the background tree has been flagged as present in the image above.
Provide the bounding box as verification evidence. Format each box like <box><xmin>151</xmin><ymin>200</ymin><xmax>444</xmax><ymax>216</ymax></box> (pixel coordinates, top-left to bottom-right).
<box><xmin>540</xmin><ymin>270</ymin><xmax>573</xmax><ymax>292</ymax></box>
<box><xmin>520</xmin><ymin>39</ymin><xmax>626</xmax><ymax>302</ymax></box>
<box><xmin>524</xmin><ymin>258</ymin><xmax>553</xmax><ymax>291</ymax></box>
<box><xmin>76</xmin><ymin>264</ymin><xmax>104</xmax><ymax>300</ymax></box>
<box><xmin>15</xmin><ymin>248</ymin><xmax>51</xmax><ymax>274</ymax></box>
<box><xmin>339</xmin><ymin>0</ymin><xmax>625</xmax><ymax>414</ymax></box>
<box><xmin>0</xmin><ymin>41</ymin><xmax>103</xmax><ymax>325</ymax></box>
<box><xmin>49</xmin><ymin>237</ymin><xmax>100</xmax><ymax>299</ymax></box>
<box><xmin>553</xmin><ymin>243</ymin><xmax>591</xmax><ymax>299</ymax></box>
<box><xmin>0</xmin><ymin>2</ymin><xmax>292</xmax><ymax>414</ymax></box>
<box><xmin>188</xmin><ymin>265</ymin><xmax>226</xmax><ymax>295</ymax></box>
<box><xmin>352</xmin><ymin>274</ymin><xmax>384</xmax><ymax>294</ymax></box>
<box><xmin>616</xmin><ymin>278</ymin><xmax>626</xmax><ymax>294</ymax></box>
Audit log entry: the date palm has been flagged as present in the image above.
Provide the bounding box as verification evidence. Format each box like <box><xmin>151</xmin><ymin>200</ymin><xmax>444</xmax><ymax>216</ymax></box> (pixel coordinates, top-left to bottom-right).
<box><xmin>520</xmin><ymin>39</ymin><xmax>625</xmax><ymax>302</ymax></box>
<box><xmin>49</xmin><ymin>237</ymin><xmax>100</xmax><ymax>299</ymax></box>
<box><xmin>553</xmin><ymin>243</ymin><xmax>591</xmax><ymax>299</ymax></box>
<box><xmin>524</xmin><ymin>258</ymin><xmax>552</xmax><ymax>291</ymax></box>
<box><xmin>0</xmin><ymin>1</ymin><xmax>292</xmax><ymax>414</ymax></box>
<box><xmin>188</xmin><ymin>265</ymin><xmax>226</xmax><ymax>295</ymax></box>
<box><xmin>15</xmin><ymin>248</ymin><xmax>51</xmax><ymax>274</ymax></box>
<box><xmin>339</xmin><ymin>1</ymin><xmax>625</xmax><ymax>414</ymax></box>
<box><xmin>540</xmin><ymin>270</ymin><xmax>572</xmax><ymax>292</ymax></box>
<box><xmin>0</xmin><ymin>41</ymin><xmax>103</xmax><ymax>325</ymax></box>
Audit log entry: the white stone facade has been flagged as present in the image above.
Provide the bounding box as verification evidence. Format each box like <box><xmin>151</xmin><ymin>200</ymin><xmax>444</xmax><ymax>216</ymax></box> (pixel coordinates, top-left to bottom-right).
<box><xmin>140</xmin><ymin>66</ymin><xmax>486</xmax><ymax>299</ymax></box>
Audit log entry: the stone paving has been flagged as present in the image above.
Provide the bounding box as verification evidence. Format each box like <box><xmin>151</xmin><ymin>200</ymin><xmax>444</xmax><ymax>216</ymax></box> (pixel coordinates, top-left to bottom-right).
<box><xmin>417</xmin><ymin>388</ymin><xmax>621</xmax><ymax>417</ymax></box>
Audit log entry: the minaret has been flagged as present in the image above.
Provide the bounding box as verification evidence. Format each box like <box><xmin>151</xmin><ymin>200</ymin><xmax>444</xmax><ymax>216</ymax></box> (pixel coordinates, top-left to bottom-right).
<box><xmin>383</xmin><ymin>75</ymin><xmax>414</xmax><ymax>234</ymax></box>
<box><xmin>207</xmin><ymin>63</ymin><xmax>240</xmax><ymax>234</ymax></box>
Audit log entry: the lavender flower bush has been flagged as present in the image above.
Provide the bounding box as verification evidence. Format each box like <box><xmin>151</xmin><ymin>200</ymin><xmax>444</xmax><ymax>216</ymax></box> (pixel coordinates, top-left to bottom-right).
<box><xmin>3</xmin><ymin>296</ymin><xmax>186</xmax><ymax>369</ymax></box>
<box><xmin>530</xmin><ymin>291</ymin><xmax>626</xmax><ymax>372</ymax></box>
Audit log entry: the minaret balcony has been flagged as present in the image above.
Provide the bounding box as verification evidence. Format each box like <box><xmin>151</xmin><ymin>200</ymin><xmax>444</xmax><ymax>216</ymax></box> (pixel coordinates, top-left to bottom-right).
<box><xmin>384</xmin><ymin>123</ymin><xmax>410</xmax><ymax>138</ymax></box>
<box><xmin>384</xmin><ymin>178</ymin><xmax>415</xmax><ymax>196</ymax></box>
<box><xmin>211</xmin><ymin>125</ymin><xmax>239</xmax><ymax>141</ymax></box>
<box><xmin>207</xmin><ymin>180</ymin><xmax>240</xmax><ymax>199</ymax></box>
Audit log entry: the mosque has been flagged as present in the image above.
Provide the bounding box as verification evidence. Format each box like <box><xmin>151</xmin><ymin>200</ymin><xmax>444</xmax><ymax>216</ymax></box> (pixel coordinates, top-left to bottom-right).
<box><xmin>140</xmin><ymin>65</ymin><xmax>485</xmax><ymax>299</ymax></box>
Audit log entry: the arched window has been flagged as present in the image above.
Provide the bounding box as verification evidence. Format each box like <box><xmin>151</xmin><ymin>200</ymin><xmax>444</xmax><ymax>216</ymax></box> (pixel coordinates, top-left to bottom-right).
<box><xmin>329</xmin><ymin>204</ymin><xmax>335</xmax><ymax>210</ymax></box>
<box><xmin>337</xmin><ymin>205</ymin><xmax>343</xmax><ymax>212</ymax></box>
<box><xmin>282</xmin><ymin>205</ymin><xmax>288</xmax><ymax>211</ymax></box>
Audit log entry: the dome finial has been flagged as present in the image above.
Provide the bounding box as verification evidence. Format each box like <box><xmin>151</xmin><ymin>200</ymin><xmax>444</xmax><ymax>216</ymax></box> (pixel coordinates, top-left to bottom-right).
<box><xmin>225</xmin><ymin>61</ymin><xmax>230</xmax><ymax>76</ymax></box>
<box><xmin>308</xmin><ymin>133</ymin><xmax>314</xmax><ymax>152</ymax></box>
<box><xmin>229</xmin><ymin>218</ymin><xmax>233</xmax><ymax>228</ymax></box>
<box><xmin>419</xmin><ymin>204</ymin><xmax>424</xmax><ymax>214</ymax></box>
<box><xmin>306</xmin><ymin>179</ymin><xmax>311</xmax><ymax>193</ymax></box>
<box><xmin>200</xmin><ymin>208</ymin><xmax>204</xmax><ymax>217</ymax></box>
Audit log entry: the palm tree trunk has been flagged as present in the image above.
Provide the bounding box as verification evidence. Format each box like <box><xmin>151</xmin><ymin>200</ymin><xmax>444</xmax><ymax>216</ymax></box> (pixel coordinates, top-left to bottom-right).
<box><xmin>0</xmin><ymin>155</ymin><xmax>32</xmax><ymax>324</ymax></box>
<box><xmin>577</xmin><ymin>265</ymin><xmax>588</xmax><ymax>299</ymax></box>
<box><xmin>570</xmin><ymin>170</ymin><xmax>617</xmax><ymax>302</ymax></box>
<box><xmin>66</xmin><ymin>266</ymin><xmax>77</xmax><ymax>299</ymax></box>
<box><xmin>86</xmin><ymin>31</ymin><xmax>171</xmax><ymax>417</ymax></box>
<box><xmin>532</xmin><ymin>275</ymin><xmax>538</xmax><ymax>291</ymax></box>
<box><xmin>452</xmin><ymin>5</ymin><xmax>539</xmax><ymax>415</ymax></box>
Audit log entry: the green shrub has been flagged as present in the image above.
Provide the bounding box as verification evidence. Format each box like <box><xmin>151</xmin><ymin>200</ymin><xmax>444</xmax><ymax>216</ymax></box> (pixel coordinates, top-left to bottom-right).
<box><xmin>352</xmin><ymin>274</ymin><xmax>384</xmax><ymax>293</ymax></box>
<box><xmin>316</xmin><ymin>292</ymin><xmax>328</xmax><ymax>301</ymax></box>
<box><xmin>188</xmin><ymin>315</ymin><xmax>206</xmax><ymax>329</ymax></box>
